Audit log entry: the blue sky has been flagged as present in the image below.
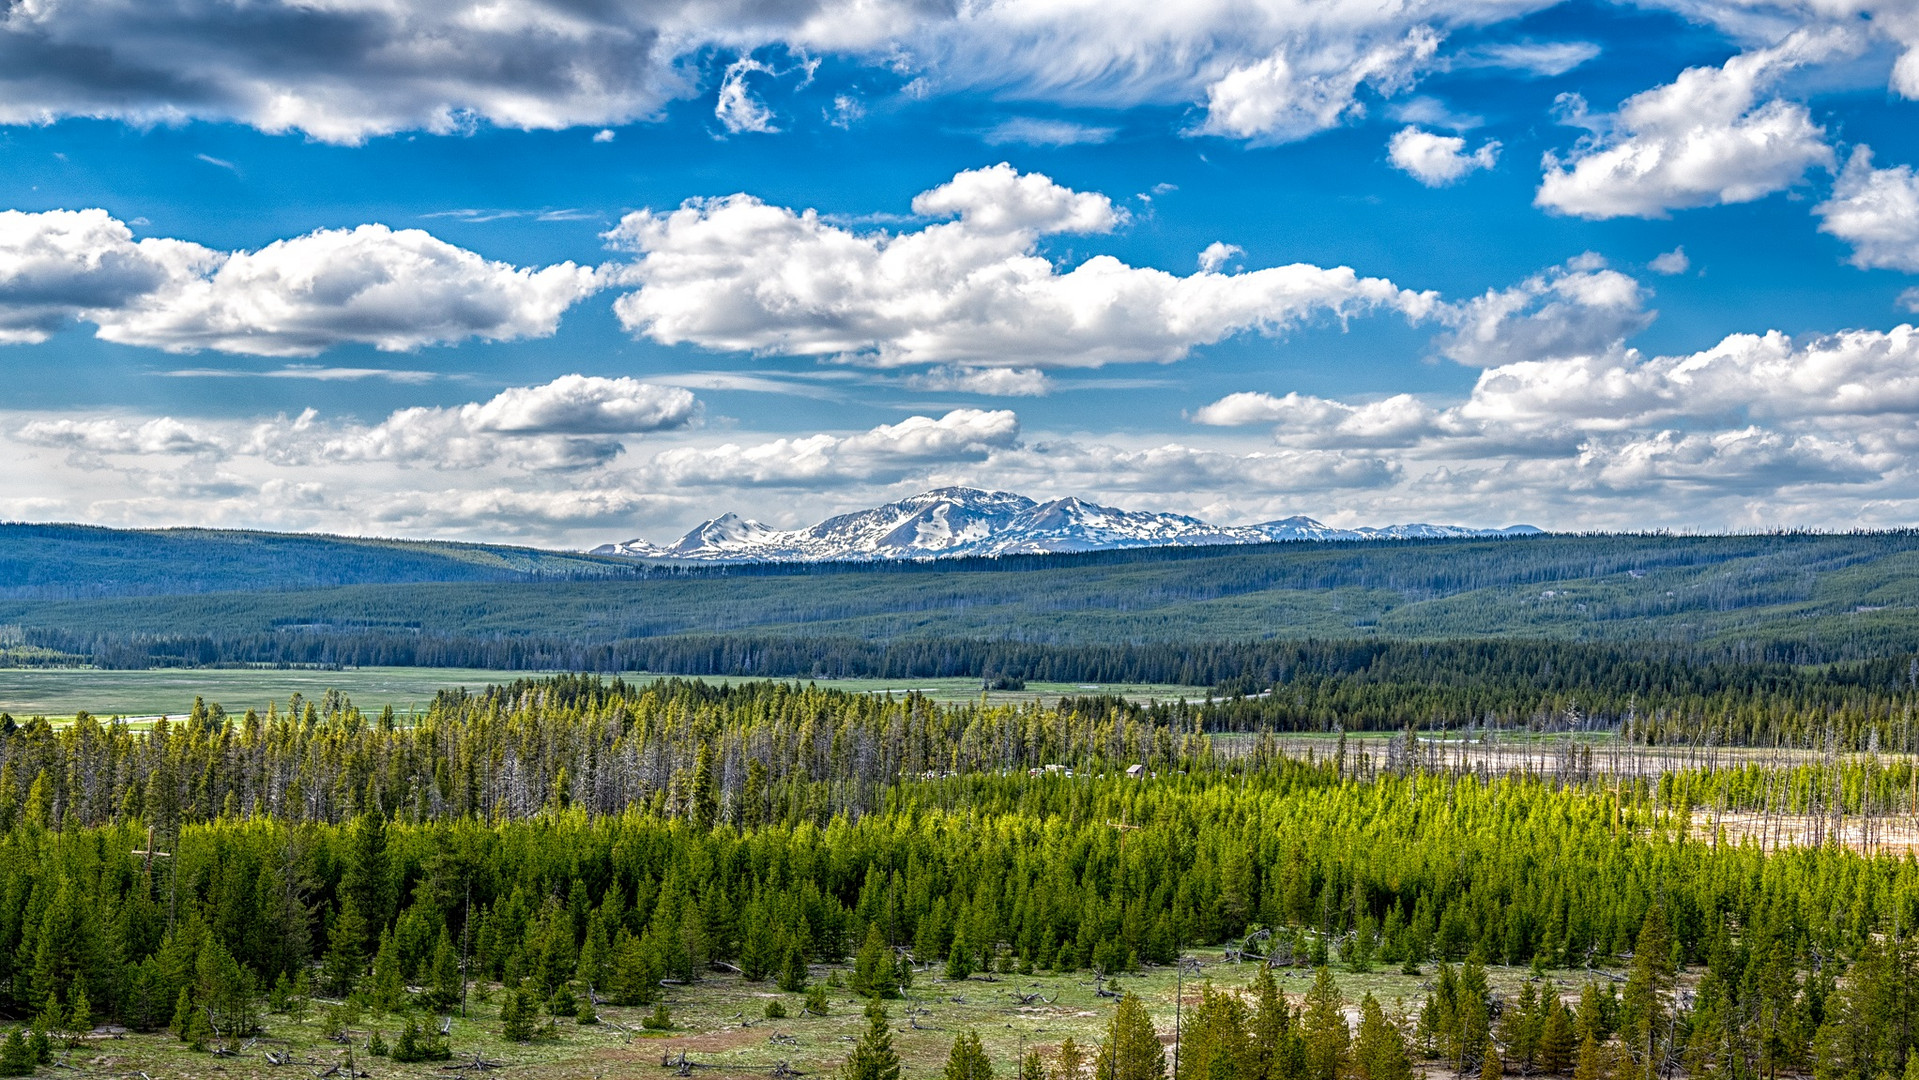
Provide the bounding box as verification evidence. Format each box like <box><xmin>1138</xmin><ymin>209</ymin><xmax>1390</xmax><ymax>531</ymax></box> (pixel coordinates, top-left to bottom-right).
<box><xmin>5</xmin><ymin>0</ymin><xmax>1919</xmax><ymax>545</ymax></box>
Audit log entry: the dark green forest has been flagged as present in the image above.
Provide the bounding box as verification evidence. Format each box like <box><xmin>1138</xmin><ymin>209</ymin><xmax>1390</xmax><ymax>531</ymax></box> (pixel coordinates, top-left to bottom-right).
<box><xmin>13</xmin><ymin>532</ymin><xmax>1919</xmax><ymax>668</ymax></box>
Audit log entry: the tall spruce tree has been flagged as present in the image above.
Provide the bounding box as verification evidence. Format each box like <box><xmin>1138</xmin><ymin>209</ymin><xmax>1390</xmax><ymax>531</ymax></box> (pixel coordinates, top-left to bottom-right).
<box><xmin>841</xmin><ymin>1000</ymin><xmax>901</xmax><ymax>1080</ymax></box>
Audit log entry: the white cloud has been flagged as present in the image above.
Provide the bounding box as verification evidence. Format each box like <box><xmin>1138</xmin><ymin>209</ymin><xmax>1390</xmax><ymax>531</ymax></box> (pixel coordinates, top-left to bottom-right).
<box><xmin>1535</xmin><ymin>29</ymin><xmax>1850</xmax><ymax>219</ymax></box>
<box><xmin>276</xmin><ymin>376</ymin><xmax>700</xmax><ymax>472</ymax></box>
<box><xmin>1649</xmin><ymin>247</ymin><xmax>1691</xmax><ymax>274</ymax></box>
<box><xmin>16</xmin><ymin>415</ymin><xmax>225</xmax><ymax>459</ymax></box>
<box><xmin>1901</xmin><ymin>287</ymin><xmax>1919</xmax><ymax>314</ymax></box>
<box><xmin>980</xmin><ymin>118</ymin><xmax>1118</xmax><ymax>146</ymax></box>
<box><xmin>606</xmin><ymin>163</ymin><xmax>1437</xmax><ymax>368</ymax></box>
<box><xmin>1192</xmin><ymin>391</ymin><xmax>1449</xmax><ymax>448</ymax></box>
<box><xmin>828</xmin><ymin>94</ymin><xmax>866</xmax><ymax>128</ymax></box>
<box><xmin>639</xmin><ymin>408</ymin><xmax>1020</xmax><ymax>487</ymax></box>
<box><xmin>0</xmin><ymin>210</ymin><xmax>598</xmax><ymax>357</ymax></box>
<box><xmin>1438</xmin><ymin>256</ymin><xmax>1654</xmax><ymax>367</ymax></box>
<box><xmin>0</xmin><ymin>209</ymin><xmax>214</xmax><ymax>344</ymax></box>
<box><xmin>715</xmin><ymin>58</ymin><xmax>780</xmax><ymax>134</ymax></box>
<box><xmin>593</xmin><ymin>129</ymin><xmax>617</xmax><ymax>143</ymax></box>
<box><xmin>1388</xmin><ymin>127</ymin><xmax>1500</xmax><ymax>185</ymax></box>
<box><xmin>1197</xmin><ymin>242</ymin><xmax>1244</xmax><ymax>273</ymax></box>
<box><xmin>1816</xmin><ymin>146</ymin><xmax>1919</xmax><ymax>272</ymax></box>
<box><xmin>1453</xmin><ymin>40</ymin><xmax>1601</xmax><ymax>77</ymax></box>
<box><xmin>905</xmin><ymin>366</ymin><xmax>1053</xmax><ymax>396</ymax></box>
<box><xmin>1461</xmin><ymin>324</ymin><xmax>1919</xmax><ymax>431</ymax></box>
<box><xmin>1195</xmin><ymin>28</ymin><xmax>1441</xmax><ymax>142</ymax></box>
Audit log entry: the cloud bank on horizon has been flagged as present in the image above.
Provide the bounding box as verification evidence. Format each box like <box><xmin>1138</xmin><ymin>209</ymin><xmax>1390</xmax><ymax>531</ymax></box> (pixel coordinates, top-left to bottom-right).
<box><xmin>4</xmin><ymin>0</ymin><xmax>1919</xmax><ymax>546</ymax></box>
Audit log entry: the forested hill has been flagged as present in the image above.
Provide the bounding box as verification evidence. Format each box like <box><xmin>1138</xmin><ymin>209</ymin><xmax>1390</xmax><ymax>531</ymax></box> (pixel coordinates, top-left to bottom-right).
<box><xmin>9</xmin><ymin>529</ymin><xmax>1919</xmax><ymax>668</ymax></box>
<box><xmin>0</xmin><ymin>523</ymin><xmax>649</xmax><ymax>599</ymax></box>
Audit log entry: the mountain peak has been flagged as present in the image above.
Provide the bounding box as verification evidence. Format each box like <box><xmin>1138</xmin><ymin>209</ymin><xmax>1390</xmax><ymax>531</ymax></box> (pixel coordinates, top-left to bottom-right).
<box><xmin>592</xmin><ymin>491</ymin><xmax>1537</xmax><ymax>562</ymax></box>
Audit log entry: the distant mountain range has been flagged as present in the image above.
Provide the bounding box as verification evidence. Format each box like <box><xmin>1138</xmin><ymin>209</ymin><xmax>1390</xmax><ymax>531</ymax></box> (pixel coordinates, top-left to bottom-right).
<box><xmin>592</xmin><ymin>487</ymin><xmax>1539</xmax><ymax>562</ymax></box>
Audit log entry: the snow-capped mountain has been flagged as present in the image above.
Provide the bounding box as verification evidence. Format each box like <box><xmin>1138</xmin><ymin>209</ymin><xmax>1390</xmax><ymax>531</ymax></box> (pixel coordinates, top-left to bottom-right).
<box><xmin>590</xmin><ymin>488</ymin><xmax>1539</xmax><ymax>563</ymax></box>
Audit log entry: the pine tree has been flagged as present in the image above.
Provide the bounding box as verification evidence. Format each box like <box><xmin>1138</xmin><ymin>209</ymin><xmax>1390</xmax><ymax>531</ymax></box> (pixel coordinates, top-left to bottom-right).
<box><xmin>690</xmin><ymin>742</ymin><xmax>720</xmax><ymax>830</ymax></box>
<box><xmin>0</xmin><ymin>1030</ymin><xmax>32</xmax><ymax>1077</ymax></box>
<box><xmin>1538</xmin><ymin>996</ymin><xmax>1577</xmax><ymax>1075</ymax></box>
<box><xmin>779</xmin><ymin>940</ymin><xmax>811</xmax><ymax>993</ymax></box>
<box><xmin>322</xmin><ymin>900</ymin><xmax>368</xmax><ymax>998</ymax></box>
<box><xmin>1573</xmin><ymin>1034</ymin><xmax>1606</xmax><ymax>1080</ymax></box>
<box><xmin>1093</xmin><ymin>992</ymin><xmax>1165</xmax><ymax>1080</ymax></box>
<box><xmin>944</xmin><ymin>1029</ymin><xmax>996</xmax><ymax>1080</ymax></box>
<box><xmin>841</xmin><ymin>1000</ymin><xmax>902</xmax><ymax>1080</ymax></box>
<box><xmin>1054</xmin><ymin>1036</ymin><xmax>1086</xmax><ymax>1080</ymax></box>
<box><xmin>500</xmin><ymin>986</ymin><xmax>535</xmax><ymax>1042</ymax></box>
<box><xmin>1301</xmin><ymin>967</ymin><xmax>1349</xmax><ymax>1080</ymax></box>
<box><xmin>426</xmin><ymin>928</ymin><xmax>463</xmax><ymax>1012</ymax></box>
<box><xmin>853</xmin><ymin>925</ymin><xmax>898</xmax><ymax>999</ymax></box>
<box><xmin>1182</xmin><ymin>984</ymin><xmax>1253</xmax><ymax>1080</ymax></box>
<box><xmin>1352</xmin><ymin>994</ymin><xmax>1413</xmax><ymax>1080</ymax></box>
<box><xmin>1019</xmin><ymin>1049</ymin><xmax>1048</xmax><ymax>1080</ymax></box>
<box><xmin>609</xmin><ymin>930</ymin><xmax>662</xmax><ymax>1006</ymax></box>
<box><xmin>947</xmin><ymin>926</ymin><xmax>975</xmax><ymax>982</ymax></box>
<box><xmin>62</xmin><ymin>988</ymin><xmax>88</xmax><ymax>1050</ymax></box>
<box><xmin>1619</xmin><ymin>907</ymin><xmax>1675</xmax><ymax>1080</ymax></box>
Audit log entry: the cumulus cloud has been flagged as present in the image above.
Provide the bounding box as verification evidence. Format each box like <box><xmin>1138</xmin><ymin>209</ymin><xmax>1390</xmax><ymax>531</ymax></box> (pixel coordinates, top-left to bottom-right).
<box><xmin>0</xmin><ymin>210</ymin><xmax>597</xmax><ymax>357</ymax></box>
<box><xmin>274</xmin><ymin>376</ymin><xmax>700</xmax><ymax>472</ymax></box>
<box><xmin>606</xmin><ymin>163</ymin><xmax>1437</xmax><ymax>368</ymax></box>
<box><xmin>1438</xmin><ymin>255</ymin><xmax>1654</xmax><ymax>367</ymax></box>
<box><xmin>0</xmin><ymin>209</ymin><xmax>213</xmax><ymax>344</ymax></box>
<box><xmin>100</xmin><ymin>224</ymin><xmax>599</xmax><ymax>357</ymax></box>
<box><xmin>1388</xmin><ymin>126</ymin><xmax>1500</xmax><ymax>185</ymax></box>
<box><xmin>1195</xmin><ymin>28</ymin><xmax>1441</xmax><ymax>142</ymax></box>
<box><xmin>1649</xmin><ymin>247</ymin><xmax>1691</xmax><ymax>275</ymax></box>
<box><xmin>1535</xmin><ymin>29</ymin><xmax>1850</xmax><ymax>219</ymax></box>
<box><xmin>16</xmin><ymin>415</ymin><xmax>225</xmax><ymax>460</ymax></box>
<box><xmin>1816</xmin><ymin>146</ymin><xmax>1919</xmax><ymax>272</ymax></box>
<box><xmin>638</xmin><ymin>408</ymin><xmax>1020</xmax><ymax>487</ymax></box>
<box><xmin>1192</xmin><ymin>391</ymin><xmax>1450</xmax><ymax>447</ymax></box>
<box><xmin>1197</xmin><ymin>243</ymin><xmax>1243</xmax><ymax>273</ymax></box>
<box><xmin>905</xmin><ymin>366</ymin><xmax>1053</xmax><ymax>396</ymax></box>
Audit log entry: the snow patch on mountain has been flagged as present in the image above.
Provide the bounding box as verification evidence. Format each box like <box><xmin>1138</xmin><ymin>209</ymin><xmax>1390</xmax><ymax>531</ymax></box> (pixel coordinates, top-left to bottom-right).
<box><xmin>591</xmin><ymin>488</ymin><xmax>1539</xmax><ymax>562</ymax></box>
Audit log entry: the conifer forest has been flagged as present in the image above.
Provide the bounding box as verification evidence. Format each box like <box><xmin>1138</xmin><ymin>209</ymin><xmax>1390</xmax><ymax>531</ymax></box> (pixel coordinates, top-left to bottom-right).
<box><xmin>8</xmin><ymin>538</ymin><xmax>1919</xmax><ymax>1079</ymax></box>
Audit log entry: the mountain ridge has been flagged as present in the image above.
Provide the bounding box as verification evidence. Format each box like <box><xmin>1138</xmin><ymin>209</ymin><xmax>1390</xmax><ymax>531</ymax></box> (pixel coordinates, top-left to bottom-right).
<box><xmin>593</xmin><ymin>487</ymin><xmax>1539</xmax><ymax>562</ymax></box>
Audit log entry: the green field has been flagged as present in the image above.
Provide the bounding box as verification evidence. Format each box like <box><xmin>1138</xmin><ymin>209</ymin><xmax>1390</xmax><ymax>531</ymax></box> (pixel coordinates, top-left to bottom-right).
<box><xmin>0</xmin><ymin>667</ymin><xmax>1212</xmax><ymax>721</ymax></box>
<box><xmin>54</xmin><ymin>953</ymin><xmax>1559</xmax><ymax>1080</ymax></box>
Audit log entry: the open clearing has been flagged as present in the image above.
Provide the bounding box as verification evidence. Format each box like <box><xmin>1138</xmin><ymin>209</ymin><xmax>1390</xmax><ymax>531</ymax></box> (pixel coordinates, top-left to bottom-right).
<box><xmin>53</xmin><ymin>954</ymin><xmax>1575</xmax><ymax>1080</ymax></box>
<box><xmin>0</xmin><ymin>667</ymin><xmax>1211</xmax><ymax>722</ymax></box>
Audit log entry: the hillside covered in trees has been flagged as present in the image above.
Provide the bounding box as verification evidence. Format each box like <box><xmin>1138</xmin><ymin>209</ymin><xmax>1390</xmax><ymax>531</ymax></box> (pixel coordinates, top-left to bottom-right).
<box><xmin>11</xmin><ymin>531</ymin><xmax>1919</xmax><ymax>672</ymax></box>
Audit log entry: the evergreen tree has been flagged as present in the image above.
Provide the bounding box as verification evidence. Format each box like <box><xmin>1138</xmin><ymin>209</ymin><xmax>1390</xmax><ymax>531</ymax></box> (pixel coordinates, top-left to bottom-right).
<box><xmin>1619</xmin><ymin>907</ymin><xmax>1676</xmax><ymax>1080</ymax></box>
<box><xmin>841</xmin><ymin>1000</ymin><xmax>901</xmax><ymax>1080</ymax></box>
<box><xmin>609</xmin><ymin>930</ymin><xmax>662</xmax><ymax>1006</ymax></box>
<box><xmin>1092</xmin><ymin>992</ymin><xmax>1165</xmax><ymax>1080</ymax></box>
<box><xmin>1538</xmin><ymin>995</ymin><xmax>1577</xmax><ymax>1075</ymax></box>
<box><xmin>1352</xmin><ymin>994</ymin><xmax>1413</xmax><ymax>1080</ymax></box>
<box><xmin>1301</xmin><ymin>967</ymin><xmax>1349</xmax><ymax>1080</ymax></box>
<box><xmin>946</xmin><ymin>926</ymin><xmax>975</xmax><ymax>982</ymax></box>
<box><xmin>1183</xmin><ymin>984</ymin><xmax>1253</xmax><ymax>1080</ymax></box>
<box><xmin>1019</xmin><ymin>1049</ymin><xmax>1048</xmax><ymax>1080</ymax></box>
<box><xmin>690</xmin><ymin>742</ymin><xmax>720</xmax><ymax>831</ymax></box>
<box><xmin>0</xmin><ymin>1030</ymin><xmax>32</xmax><ymax>1077</ymax></box>
<box><xmin>852</xmin><ymin>926</ymin><xmax>898</xmax><ymax>999</ymax></box>
<box><xmin>1573</xmin><ymin>1034</ymin><xmax>1606</xmax><ymax>1080</ymax></box>
<box><xmin>426</xmin><ymin>928</ymin><xmax>464</xmax><ymax>1012</ymax></box>
<box><xmin>1054</xmin><ymin>1036</ymin><xmax>1086</xmax><ymax>1080</ymax></box>
<box><xmin>944</xmin><ymin>1029</ymin><xmax>996</xmax><ymax>1080</ymax></box>
<box><xmin>779</xmin><ymin>940</ymin><xmax>811</xmax><ymax>993</ymax></box>
<box><xmin>500</xmin><ymin>986</ymin><xmax>535</xmax><ymax>1042</ymax></box>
